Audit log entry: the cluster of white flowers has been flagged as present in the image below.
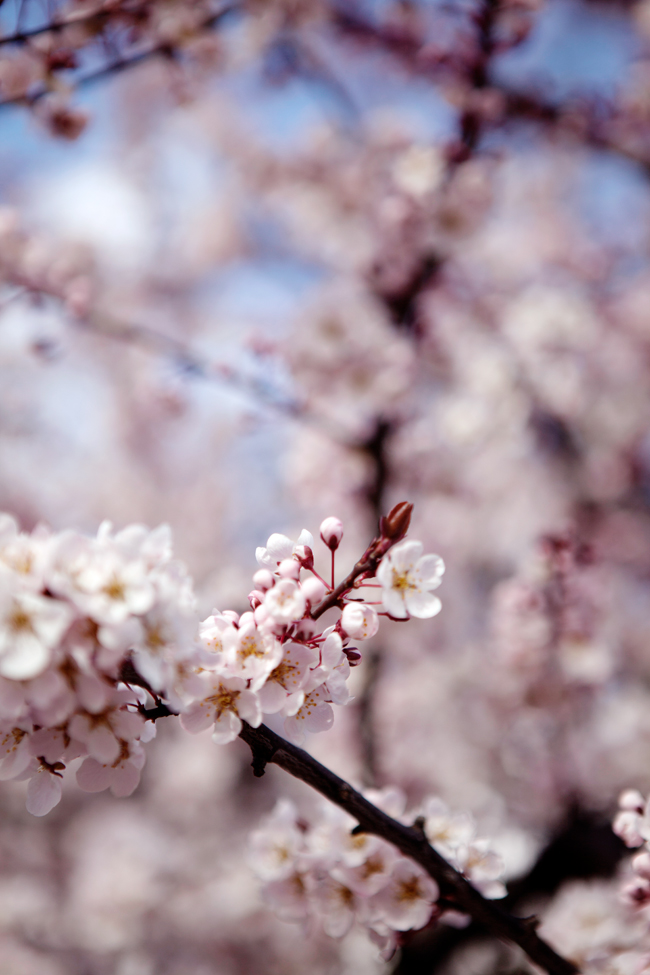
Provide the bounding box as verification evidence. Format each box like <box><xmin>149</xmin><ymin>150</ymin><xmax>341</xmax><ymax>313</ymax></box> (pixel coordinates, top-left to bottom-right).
<box><xmin>0</xmin><ymin>509</ymin><xmax>445</xmax><ymax>815</ymax></box>
<box><xmin>181</xmin><ymin>517</ymin><xmax>445</xmax><ymax>748</ymax></box>
<box><xmin>0</xmin><ymin>514</ymin><xmax>199</xmax><ymax>815</ymax></box>
<box><xmin>249</xmin><ymin>789</ymin><xmax>505</xmax><ymax>957</ymax></box>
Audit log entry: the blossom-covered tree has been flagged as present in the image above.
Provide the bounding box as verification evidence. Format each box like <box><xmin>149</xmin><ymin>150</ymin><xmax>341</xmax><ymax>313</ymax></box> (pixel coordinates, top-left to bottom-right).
<box><xmin>3</xmin><ymin>0</ymin><xmax>650</xmax><ymax>973</ymax></box>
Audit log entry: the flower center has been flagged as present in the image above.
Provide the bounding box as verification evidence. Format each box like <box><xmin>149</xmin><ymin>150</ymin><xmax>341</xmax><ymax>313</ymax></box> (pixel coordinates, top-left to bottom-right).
<box><xmin>397</xmin><ymin>877</ymin><xmax>424</xmax><ymax>903</ymax></box>
<box><xmin>207</xmin><ymin>688</ymin><xmax>239</xmax><ymax>718</ymax></box>
<box><xmin>392</xmin><ymin>570</ymin><xmax>415</xmax><ymax>593</ymax></box>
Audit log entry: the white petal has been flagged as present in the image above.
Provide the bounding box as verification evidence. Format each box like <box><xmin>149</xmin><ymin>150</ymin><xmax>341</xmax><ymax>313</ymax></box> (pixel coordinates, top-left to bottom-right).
<box><xmin>180</xmin><ymin>702</ymin><xmax>215</xmax><ymax>735</ymax></box>
<box><xmin>265</xmin><ymin>534</ymin><xmax>294</xmax><ymax>562</ymax></box>
<box><xmin>237</xmin><ymin>689</ymin><xmax>262</xmax><ymax>727</ymax></box>
<box><xmin>0</xmin><ymin>635</ymin><xmax>50</xmax><ymax>680</ymax></box>
<box><xmin>211</xmin><ymin>710</ymin><xmax>242</xmax><ymax>744</ymax></box>
<box><xmin>76</xmin><ymin>757</ymin><xmax>111</xmax><ymax>793</ymax></box>
<box><xmin>87</xmin><ymin>725</ymin><xmax>120</xmax><ymax>764</ymax></box>
<box><xmin>415</xmin><ymin>554</ymin><xmax>445</xmax><ymax>587</ymax></box>
<box><xmin>304</xmin><ymin>702</ymin><xmax>333</xmax><ymax>733</ymax></box>
<box><xmin>258</xmin><ymin>681</ymin><xmax>287</xmax><ymax>715</ymax></box>
<box><xmin>388</xmin><ymin>540</ymin><xmax>423</xmax><ymax>572</ymax></box>
<box><xmin>110</xmin><ymin>761</ymin><xmax>141</xmax><ymax>797</ymax></box>
<box><xmin>26</xmin><ymin>771</ymin><xmax>62</xmax><ymax>816</ymax></box>
<box><xmin>382</xmin><ymin>589</ymin><xmax>408</xmax><ymax>619</ymax></box>
<box><xmin>405</xmin><ymin>591</ymin><xmax>442</xmax><ymax>619</ymax></box>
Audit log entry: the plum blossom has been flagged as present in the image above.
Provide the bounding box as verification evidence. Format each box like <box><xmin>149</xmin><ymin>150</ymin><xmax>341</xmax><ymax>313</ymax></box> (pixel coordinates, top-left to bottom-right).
<box><xmin>222</xmin><ymin>619</ymin><xmax>283</xmax><ymax>686</ymax></box>
<box><xmin>180</xmin><ymin>673</ymin><xmax>261</xmax><ymax>743</ymax></box>
<box><xmin>0</xmin><ymin>587</ymin><xmax>73</xmax><ymax>680</ymax></box>
<box><xmin>257</xmin><ymin>641</ymin><xmax>319</xmax><ymax>715</ymax></box>
<box><xmin>248</xmin><ymin>799</ymin><xmax>305</xmax><ymax>881</ymax></box>
<box><xmin>262</xmin><ymin>579</ymin><xmax>306</xmax><ymax>624</ymax></box>
<box><xmin>376</xmin><ymin>541</ymin><xmax>445</xmax><ymax>619</ymax></box>
<box><xmin>369</xmin><ymin>858</ymin><xmax>439</xmax><ymax>931</ymax></box>
<box><xmin>283</xmin><ymin>684</ymin><xmax>335</xmax><ymax>743</ymax></box>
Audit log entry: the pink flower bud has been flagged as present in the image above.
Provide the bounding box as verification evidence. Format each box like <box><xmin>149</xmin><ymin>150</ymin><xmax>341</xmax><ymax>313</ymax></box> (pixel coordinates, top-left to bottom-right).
<box><xmin>620</xmin><ymin>789</ymin><xmax>645</xmax><ymax>813</ymax></box>
<box><xmin>252</xmin><ymin>569</ymin><xmax>275</xmax><ymax>592</ymax></box>
<box><xmin>301</xmin><ymin>577</ymin><xmax>327</xmax><ymax>604</ymax></box>
<box><xmin>341</xmin><ymin>603</ymin><xmax>379</xmax><ymax>641</ymax></box>
<box><xmin>248</xmin><ymin>590</ymin><xmax>264</xmax><ymax>610</ymax></box>
<box><xmin>278</xmin><ymin>558</ymin><xmax>301</xmax><ymax>580</ymax></box>
<box><xmin>622</xmin><ymin>877</ymin><xmax>650</xmax><ymax>907</ymax></box>
<box><xmin>320</xmin><ymin>517</ymin><xmax>343</xmax><ymax>551</ymax></box>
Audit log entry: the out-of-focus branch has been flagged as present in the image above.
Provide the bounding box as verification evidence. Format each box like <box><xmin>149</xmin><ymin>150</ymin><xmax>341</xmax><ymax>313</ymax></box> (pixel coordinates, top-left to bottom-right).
<box><xmin>238</xmin><ymin>720</ymin><xmax>579</xmax><ymax>975</ymax></box>
<box><xmin>0</xmin><ymin>0</ymin><xmax>149</xmax><ymax>47</ymax></box>
<box><xmin>394</xmin><ymin>808</ymin><xmax>628</xmax><ymax>974</ymax></box>
<box><xmin>0</xmin><ymin>0</ymin><xmax>240</xmax><ymax>110</ymax></box>
<box><xmin>330</xmin><ymin>2</ymin><xmax>650</xmax><ymax>173</ymax></box>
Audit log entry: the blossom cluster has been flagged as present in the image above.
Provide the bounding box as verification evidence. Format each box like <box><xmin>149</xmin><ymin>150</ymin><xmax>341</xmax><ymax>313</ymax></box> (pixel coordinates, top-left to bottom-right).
<box><xmin>181</xmin><ymin>516</ymin><xmax>444</xmax><ymax>746</ymax></box>
<box><xmin>0</xmin><ymin>508</ymin><xmax>444</xmax><ymax>815</ymax></box>
<box><xmin>0</xmin><ymin>514</ymin><xmax>199</xmax><ymax>815</ymax></box>
<box><xmin>249</xmin><ymin>789</ymin><xmax>505</xmax><ymax>957</ymax></box>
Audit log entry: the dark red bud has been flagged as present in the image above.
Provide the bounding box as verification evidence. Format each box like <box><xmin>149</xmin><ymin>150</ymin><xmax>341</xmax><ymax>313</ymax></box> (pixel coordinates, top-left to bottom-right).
<box><xmin>295</xmin><ymin>545</ymin><xmax>314</xmax><ymax>569</ymax></box>
<box><xmin>380</xmin><ymin>501</ymin><xmax>413</xmax><ymax>542</ymax></box>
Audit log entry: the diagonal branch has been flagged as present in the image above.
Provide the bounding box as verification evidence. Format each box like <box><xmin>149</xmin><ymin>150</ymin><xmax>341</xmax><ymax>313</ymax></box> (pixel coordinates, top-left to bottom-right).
<box><xmin>238</xmin><ymin>721</ymin><xmax>579</xmax><ymax>975</ymax></box>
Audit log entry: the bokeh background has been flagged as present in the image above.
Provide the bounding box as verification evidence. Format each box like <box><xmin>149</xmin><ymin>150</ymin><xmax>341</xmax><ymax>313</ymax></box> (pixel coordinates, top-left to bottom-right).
<box><xmin>2</xmin><ymin>0</ymin><xmax>650</xmax><ymax>971</ymax></box>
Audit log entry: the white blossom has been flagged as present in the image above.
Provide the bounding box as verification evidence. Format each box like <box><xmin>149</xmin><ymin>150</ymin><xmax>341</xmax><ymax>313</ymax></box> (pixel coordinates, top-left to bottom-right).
<box><xmin>376</xmin><ymin>540</ymin><xmax>444</xmax><ymax>619</ymax></box>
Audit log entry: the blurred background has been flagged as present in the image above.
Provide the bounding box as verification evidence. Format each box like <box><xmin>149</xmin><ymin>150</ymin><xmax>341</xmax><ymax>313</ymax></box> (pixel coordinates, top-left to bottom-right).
<box><xmin>2</xmin><ymin>0</ymin><xmax>650</xmax><ymax>971</ymax></box>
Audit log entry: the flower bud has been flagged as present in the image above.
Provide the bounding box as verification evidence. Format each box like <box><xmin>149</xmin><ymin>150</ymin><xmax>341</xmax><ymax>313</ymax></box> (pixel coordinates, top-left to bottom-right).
<box><xmin>341</xmin><ymin>603</ymin><xmax>379</xmax><ymax>641</ymax></box>
<box><xmin>248</xmin><ymin>590</ymin><xmax>264</xmax><ymax>610</ymax></box>
<box><xmin>278</xmin><ymin>558</ymin><xmax>301</xmax><ymax>580</ymax></box>
<box><xmin>380</xmin><ymin>501</ymin><xmax>413</xmax><ymax>542</ymax></box>
<box><xmin>620</xmin><ymin>789</ymin><xmax>645</xmax><ymax>813</ymax></box>
<box><xmin>320</xmin><ymin>517</ymin><xmax>343</xmax><ymax>551</ymax></box>
<box><xmin>252</xmin><ymin>569</ymin><xmax>275</xmax><ymax>592</ymax></box>
<box><xmin>294</xmin><ymin>544</ymin><xmax>314</xmax><ymax>569</ymax></box>
<box><xmin>301</xmin><ymin>576</ymin><xmax>327</xmax><ymax>604</ymax></box>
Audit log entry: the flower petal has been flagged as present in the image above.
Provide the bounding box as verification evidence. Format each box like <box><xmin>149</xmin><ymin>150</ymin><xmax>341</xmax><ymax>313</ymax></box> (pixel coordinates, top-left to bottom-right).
<box><xmin>26</xmin><ymin>771</ymin><xmax>62</xmax><ymax>816</ymax></box>
<box><xmin>405</xmin><ymin>591</ymin><xmax>442</xmax><ymax>619</ymax></box>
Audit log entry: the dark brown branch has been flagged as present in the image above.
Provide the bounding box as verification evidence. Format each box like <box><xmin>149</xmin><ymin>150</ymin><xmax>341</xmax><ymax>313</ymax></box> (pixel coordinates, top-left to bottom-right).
<box><xmin>238</xmin><ymin>721</ymin><xmax>579</xmax><ymax>975</ymax></box>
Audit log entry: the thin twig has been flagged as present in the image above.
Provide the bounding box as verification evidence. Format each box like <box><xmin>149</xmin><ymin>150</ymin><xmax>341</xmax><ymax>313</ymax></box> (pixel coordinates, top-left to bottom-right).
<box><xmin>238</xmin><ymin>721</ymin><xmax>579</xmax><ymax>975</ymax></box>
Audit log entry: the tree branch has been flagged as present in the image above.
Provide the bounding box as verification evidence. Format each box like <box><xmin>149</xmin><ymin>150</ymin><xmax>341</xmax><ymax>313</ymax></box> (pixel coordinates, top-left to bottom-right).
<box><xmin>310</xmin><ymin>501</ymin><xmax>412</xmax><ymax>620</ymax></box>
<box><xmin>238</xmin><ymin>721</ymin><xmax>579</xmax><ymax>975</ymax></box>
